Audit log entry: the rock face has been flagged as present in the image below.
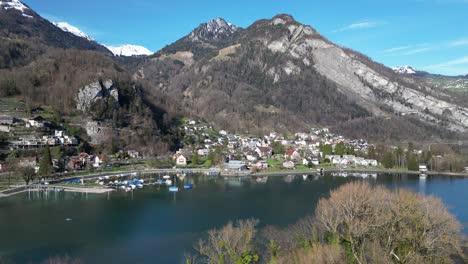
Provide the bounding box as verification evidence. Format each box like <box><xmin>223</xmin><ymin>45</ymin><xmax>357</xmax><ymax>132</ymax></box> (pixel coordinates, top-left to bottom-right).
<box><xmin>188</xmin><ymin>18</ymin><xmax>239</xmax><ymax>42</ymax></box>
<box><xmin>85</xmin><ymin>121</ymin><xmax>110</xmax><ymax>144</ymax></box>
<box><xmin>76</xmin><ymin>79</ymin><xmax>119</xmax><ymax>112</ymax></box>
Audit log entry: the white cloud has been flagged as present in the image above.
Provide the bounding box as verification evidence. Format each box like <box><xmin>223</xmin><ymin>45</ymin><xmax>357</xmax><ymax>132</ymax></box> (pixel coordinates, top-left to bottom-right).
<box><xmin>333</xmin><ymin>21</ymin><xmax>379</xmax><ymax>33</ymax></box>
<box><xmin>382</xmin><ymin>46</ymin><xmax>412</xmax><ymax>53</ymax></box>
<box><xmin>426</xmin><ymin>56</ymin><xmax>468</xmax><ymax>69</ymax></box>
<box><xmin>401</xmin><ymin>47</ymin><xmax>433</xmax><ymax>55</ymax></box>
<box><xmin>449</xmin><ymin>38</ymin><xmax>468</xmax><ymax>47</ymax></box>
<box><xmin>381</xmin><ymin>44</ymin><xmax>433</xmax><ymax>56</ymax></box>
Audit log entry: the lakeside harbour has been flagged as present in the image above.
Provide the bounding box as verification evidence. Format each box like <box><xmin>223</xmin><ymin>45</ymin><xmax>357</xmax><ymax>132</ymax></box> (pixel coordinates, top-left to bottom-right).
<box><xmin>2</xmin><ymin>166</ymin><xmax>467</xmax><ymax>198</ymax></box>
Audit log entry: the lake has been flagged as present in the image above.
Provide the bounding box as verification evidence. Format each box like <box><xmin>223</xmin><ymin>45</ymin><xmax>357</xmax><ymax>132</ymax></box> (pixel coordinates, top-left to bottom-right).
<box><xmin>0</xmin><ymin>173</ymin><xmax>467</xmax><ymax>264</ymax></box>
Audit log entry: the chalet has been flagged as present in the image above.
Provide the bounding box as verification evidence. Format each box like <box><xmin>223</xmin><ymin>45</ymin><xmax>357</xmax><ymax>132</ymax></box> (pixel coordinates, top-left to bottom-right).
<box><xmin>283</xmin><ymin>161</ymin><xmax>295</xmax><ymax>169</ymax></box>
<box><xmin>27</xmin><ymin>116</ymin><xmax>46</xmax><ymax>128</ymax></box>
<box><xmin>174</xmin><ymin>153</ymin><xmax>187</xmax><ymax>166</ymax></box>
<box><xmin>284</xmin><ymin>149</ymin><xmax>301</xmax><ymax>161</ymax></box>
<box><xmin>255</xmin><ymin>146</ymin><xmax>272</xmax><ymax>158</ymax></box>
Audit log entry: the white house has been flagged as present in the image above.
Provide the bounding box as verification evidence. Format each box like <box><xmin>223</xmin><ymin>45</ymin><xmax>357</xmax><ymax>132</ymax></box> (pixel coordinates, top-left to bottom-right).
<box><xmin>419</xmin><ymin>164</ymin><xmax>428</xmax><ymax>172</ymax></box>
<box><xmin>255</xmin><ymin>146</ymin><xmax>272</xmax><ymax>158</ymax></box>
<box><xmin>93</xmin><ymin>155</ymin><xmax>103</xmax><ymax>168</ymax></box>
<box><xmin>255</xmin><ymin>160</ymin><xmax>268</xmax><ymax>170</ymax></box>
<box><xmin>174</xmin><ymin>154</ymin><xmax>187</xmax><ymax>166</ymax></box>
<box><xmin>197</xmin><ymin>148</ymin><xmax>209</xmax><ymax>156</ymax></box>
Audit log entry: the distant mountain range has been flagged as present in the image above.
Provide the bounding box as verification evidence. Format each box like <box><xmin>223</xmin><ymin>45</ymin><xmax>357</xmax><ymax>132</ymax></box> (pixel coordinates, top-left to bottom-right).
<box><xmin>1</xmin><ymin>1</ymin><xmax>468</xmax><ymax>145</ymax></box>
<box><xmin>392</xmin><ymin>65</ymin><xmax>468</xmax><ymax>91</ymax></box>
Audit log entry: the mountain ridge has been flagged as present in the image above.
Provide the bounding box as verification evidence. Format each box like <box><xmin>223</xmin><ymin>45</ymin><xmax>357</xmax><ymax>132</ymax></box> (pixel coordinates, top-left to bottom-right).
<box><xmin>1</xmin><ymin>4</ymin><xmax>468</xmax><ymax>144</ymax></box>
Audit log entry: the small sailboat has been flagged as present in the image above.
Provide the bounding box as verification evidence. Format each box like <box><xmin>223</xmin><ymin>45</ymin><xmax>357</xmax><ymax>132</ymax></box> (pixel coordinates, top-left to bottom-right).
<box><xmin>163</xmin><ymin>175</ymin><xmax>171</xmax><ymax>180</ymax></box>
<box><xmin>183</xmin><ymin>183</ymin><xmax>193</xmax><ymax>189</ymax></box>
<box><xmin>165</xmin><ymin>179</ymin><xmax>172</xmax><ymax>186</ymax></box>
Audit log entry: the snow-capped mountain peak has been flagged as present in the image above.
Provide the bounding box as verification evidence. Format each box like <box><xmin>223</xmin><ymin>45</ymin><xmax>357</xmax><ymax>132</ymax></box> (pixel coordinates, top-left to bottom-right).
<box><xmin>189</xmin><ymin>17</ymin><xmax>240</xmax><ymax>42</ymax></box>
<box><xmin>53</xmin><ymin>22</ymin><xmax>92</xmax><ymax>41</ymax></box>
<box><xmin>392</xmin><ymin>65</ymin><xmax>417</xmax><ymax>74</ymax></box>
<box><xmin>105</xmin><ymin>44</ymin><xmax>153</xmax><ymax>57</ymax></box>
<box><xmin>0</xmin><ymin>0</ymin><xmax>28</xmax><ymax>12</ymax></box>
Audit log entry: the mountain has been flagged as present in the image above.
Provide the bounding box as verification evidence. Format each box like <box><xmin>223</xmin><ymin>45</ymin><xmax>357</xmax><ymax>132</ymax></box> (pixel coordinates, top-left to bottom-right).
<box><xmin>0</xmin><ymin>0</ymin><xmax>28</xmax><ymax>13</ymax></box>
<box><xmin>392</xmin><ymin>65</ymin><xmax>417</xmax><ymax>74</ymax></box>
<box><xmin>53</xmin><ymin>22</ymin><xmax>92</xmax><ymax>41</ymax></box>
<box><xmin>158</xmin><ymin>18</ymin><xmax>242</xmax><ymax>59</ymax></box>
<box><xmin>106</xmin><ymin>44</ymin><xmax>153</xmax><ymax>56</ymax></box>
<box><xmin>138</xmin><ymin>14</ymin><xmax>468</xmax><ymax>141</ymax></box>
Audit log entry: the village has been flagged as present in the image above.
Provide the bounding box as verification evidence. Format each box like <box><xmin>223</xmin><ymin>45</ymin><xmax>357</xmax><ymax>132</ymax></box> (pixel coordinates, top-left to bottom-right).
<box><xmin>172</xmin><ymin>119</ymin><xmax>379</xmax><ymax>173</ymax></box>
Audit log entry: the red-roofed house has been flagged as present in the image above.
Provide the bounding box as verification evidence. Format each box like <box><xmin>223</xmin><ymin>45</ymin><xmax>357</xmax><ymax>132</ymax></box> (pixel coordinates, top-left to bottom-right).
<box><xmin>284</xmin><ymin>149</ymin><xmax>301</xmax><ymax>161</ymax></box>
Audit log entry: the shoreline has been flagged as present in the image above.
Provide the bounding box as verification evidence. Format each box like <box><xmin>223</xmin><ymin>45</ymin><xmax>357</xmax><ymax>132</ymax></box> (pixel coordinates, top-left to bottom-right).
<box><xmin>251</xmin><ymin>167</ymin><xmax>468</xmax><ymax>177</ymax></box>
<box><xmin>1</xmin><ymin>167</ymin><xmax>467</xmax><ymax>198</ymax></box>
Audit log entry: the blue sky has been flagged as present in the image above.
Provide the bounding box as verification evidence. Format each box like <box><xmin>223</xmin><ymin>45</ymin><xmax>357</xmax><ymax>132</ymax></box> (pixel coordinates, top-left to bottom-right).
<box><xmin>22</xmin><ymin>0</ymin><xmax>468</xmax><ymax>76</ymax></box>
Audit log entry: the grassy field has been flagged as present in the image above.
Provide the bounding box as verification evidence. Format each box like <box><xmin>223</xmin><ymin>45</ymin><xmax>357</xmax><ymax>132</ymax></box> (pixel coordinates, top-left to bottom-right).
<box><xmin>0</xmin><ymin>97</ymin><xmax>26</xmax><ymax>115</ymax></box>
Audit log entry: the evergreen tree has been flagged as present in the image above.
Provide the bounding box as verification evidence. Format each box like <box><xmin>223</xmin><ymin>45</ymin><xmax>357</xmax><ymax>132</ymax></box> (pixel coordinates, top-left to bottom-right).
<box><xmin>334</xmin><ymin>142</ymin><xmax>346</xmax><ymax>156</ymax></box>
<box><xmin>191</xmin><ymin>151</ymin><xmax>199</xmax><ymax>166</ymax></box>
<box><xmin>367</xmin><ymin>146</ymin><xmax>376</xmax><ymax>159</ymax></box>
<box><xmin>319</xmin><ymin>143</ymin><xmax>333</xmax><ymax>156</ymax></box>
<box><xmin>39</xmin><ymin>144</ymin><xmax>53</xmax><ymax>177</ymax></box>
<box><xmin>407</xmin><ymin>155</ymin><xmax>419</xmax><ymax>171</ymax></box>
<box><xmin>272</xmin><ymin>141</ymin><xmax>285</xmax><ymax>155</ymax></box>
<box><xmin>382</xmin><ymin>151</ymin><xmax>394</xmax><ymax>169</ymax></box>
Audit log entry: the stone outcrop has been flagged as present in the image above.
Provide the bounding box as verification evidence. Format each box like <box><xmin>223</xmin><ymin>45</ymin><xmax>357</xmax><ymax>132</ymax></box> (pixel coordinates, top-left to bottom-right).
<box><xmin>76</xmin><ymin>79</ymin><xmax>119</xmax><ymax>112</ymax></box>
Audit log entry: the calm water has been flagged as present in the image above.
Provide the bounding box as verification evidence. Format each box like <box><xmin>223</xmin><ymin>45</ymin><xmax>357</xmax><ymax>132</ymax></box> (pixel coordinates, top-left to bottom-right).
<box><xmin>0</xmin><ymin>173</ymin><xmax>467</xmax><ymax>264</ymax></box>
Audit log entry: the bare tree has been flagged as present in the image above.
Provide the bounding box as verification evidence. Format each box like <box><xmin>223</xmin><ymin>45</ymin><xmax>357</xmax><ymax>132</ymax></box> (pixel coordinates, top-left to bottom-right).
<box><xmin>195</xmin><ymin>219</ymin><xmax>259</xmax><ymax>264</ymax></box>
<box><xmin>314</xmin><ymin>182</ymin><xmax>463</xmax><ymax>263</ymax></box>
<box><xmin>18</xmin><ymin>166</ymin><xmax>36</xmax><ymax>185</ymax></box>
